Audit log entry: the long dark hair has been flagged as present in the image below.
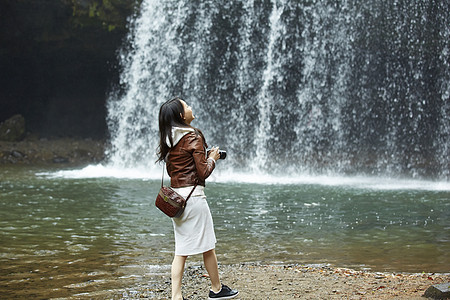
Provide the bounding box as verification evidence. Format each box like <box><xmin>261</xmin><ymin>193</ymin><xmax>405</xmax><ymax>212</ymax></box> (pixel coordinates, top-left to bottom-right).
<box><xmin>157</xmin><ymin>97</ymin><xmax>205</xmax><ymax>162</ymax></box>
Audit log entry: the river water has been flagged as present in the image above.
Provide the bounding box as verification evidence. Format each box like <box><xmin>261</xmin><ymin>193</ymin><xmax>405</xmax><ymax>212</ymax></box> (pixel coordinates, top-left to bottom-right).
<box><xmin>1</xmin><ymin>165</ymin><xmax>449</xmax><ymax>298</ymax></box>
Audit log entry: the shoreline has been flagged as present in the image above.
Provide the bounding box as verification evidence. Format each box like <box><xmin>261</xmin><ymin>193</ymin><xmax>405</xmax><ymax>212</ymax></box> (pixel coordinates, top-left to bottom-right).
<box><xmin>0</xmin><ymin>136</ymin><xmax>106</xmax><ymax>166</ymax></box>
<box><xmin>114</xmin><ymin>263</ymin><xmax>449</xmax><ymax>299</ymax></box>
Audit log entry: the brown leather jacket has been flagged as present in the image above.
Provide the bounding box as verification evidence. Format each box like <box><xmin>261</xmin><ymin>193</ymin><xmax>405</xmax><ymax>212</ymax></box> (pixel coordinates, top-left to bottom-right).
<box><xmin>167</xmin><ymin>132</ymin><xmax>215</xmax><ymax>188</ymax></box>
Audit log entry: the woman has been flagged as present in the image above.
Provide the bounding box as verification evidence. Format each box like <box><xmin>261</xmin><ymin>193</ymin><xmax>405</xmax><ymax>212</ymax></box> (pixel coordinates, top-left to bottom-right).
<box><xmin>157</xmin><ymin>97</ymin><xmax>239</xmax><ymax>300</ymax></box>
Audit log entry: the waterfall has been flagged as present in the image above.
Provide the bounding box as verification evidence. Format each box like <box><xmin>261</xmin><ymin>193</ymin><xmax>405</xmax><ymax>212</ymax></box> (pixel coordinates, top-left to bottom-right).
<box><xmin>251</xmin><ymin>0</ymin><xmax>286</xmax><ymax>172</ymax></box>
<box><xmin>106</xmin><ymin>0</ymin><xmax>449</xmax><ymax>180</ymax></box>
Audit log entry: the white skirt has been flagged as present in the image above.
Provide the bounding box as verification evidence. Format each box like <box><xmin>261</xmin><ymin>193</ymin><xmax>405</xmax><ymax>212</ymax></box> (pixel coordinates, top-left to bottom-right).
<box><xmin>171</xmin><ymin>186</ymin><xmax>216</xmax><ymax>256</ymax></box>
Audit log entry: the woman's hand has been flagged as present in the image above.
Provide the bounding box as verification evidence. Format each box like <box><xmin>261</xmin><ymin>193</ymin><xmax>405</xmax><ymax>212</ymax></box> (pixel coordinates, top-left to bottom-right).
<box><xmin>208</xmin><ymin>146</ymin><xmax>220</xmax><ymax>161</ymax></box>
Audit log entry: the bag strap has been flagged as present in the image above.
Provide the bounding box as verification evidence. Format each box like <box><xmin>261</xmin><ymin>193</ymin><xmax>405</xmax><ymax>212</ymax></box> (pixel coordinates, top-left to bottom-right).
<box><xmin>161</xmin><ymin>159</ymin><xmax>198</xmax><ymax>201</ymax></box>
<box><xmin>161</xmin><ymin>162</ymin><xmax>165</xmax><ymax>188</ymax></box>
<box><xmin>161</xmin><ymin>152</ymin><xmax>170</xmax><ymax>188</ymax></box>
<box><xmin>185</xmin><ymin>182</ymin><xmax>198</xmax><ymax>201</ymax></box>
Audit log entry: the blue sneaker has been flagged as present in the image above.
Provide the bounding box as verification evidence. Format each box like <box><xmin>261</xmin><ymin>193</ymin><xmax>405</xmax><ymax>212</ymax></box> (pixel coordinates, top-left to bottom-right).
<box><xmin>208</xmin><ymin>284</ymin><xmax>239</xmax><ymax>299</ymax></box>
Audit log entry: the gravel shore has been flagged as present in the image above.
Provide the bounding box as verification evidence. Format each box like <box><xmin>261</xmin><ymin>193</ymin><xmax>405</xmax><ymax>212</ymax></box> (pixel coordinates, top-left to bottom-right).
<box><xmin>115</xmin><ymin>264</ymin><xmax>449</xmax><ymax>299</ymax></box>
<box><xmin>0</xmin><ymin>137</ymin><xmax>105</xmax><ymax>165</ymax></box>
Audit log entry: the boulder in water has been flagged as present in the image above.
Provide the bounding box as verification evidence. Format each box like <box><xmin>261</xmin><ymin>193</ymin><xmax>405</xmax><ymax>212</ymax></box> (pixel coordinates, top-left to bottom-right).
<box><xmin>424</xmin><ymin>283</ymin><xmax>450</xmax><ymax>299</ymax></box>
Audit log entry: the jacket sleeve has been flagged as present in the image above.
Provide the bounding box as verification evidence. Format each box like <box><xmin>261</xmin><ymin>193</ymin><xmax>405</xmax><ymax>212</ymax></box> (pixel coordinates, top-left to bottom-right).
<box><xmin>186</xmin><ymin>133</ymin><xmax>215</xmax><ymax>180</ymax></box>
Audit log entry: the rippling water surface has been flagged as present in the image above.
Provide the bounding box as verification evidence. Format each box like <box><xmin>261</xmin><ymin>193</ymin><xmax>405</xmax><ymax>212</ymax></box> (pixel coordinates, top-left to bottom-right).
<box><xmin>1</xmin><ymin>166</ymin><xmax>449</xmax><ymax>298</ymax></box>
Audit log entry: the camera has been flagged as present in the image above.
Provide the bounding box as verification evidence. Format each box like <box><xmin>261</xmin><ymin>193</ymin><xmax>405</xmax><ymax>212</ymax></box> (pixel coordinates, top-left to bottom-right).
<box><xmin>218</xmin><ymin>150</ymin><xmax>227</xmax><ymax>160</ymax></box>
<box><xmin>207</xmin><ymin>149</ymin><xmax>227</xmax><ymax>160</ymax></box>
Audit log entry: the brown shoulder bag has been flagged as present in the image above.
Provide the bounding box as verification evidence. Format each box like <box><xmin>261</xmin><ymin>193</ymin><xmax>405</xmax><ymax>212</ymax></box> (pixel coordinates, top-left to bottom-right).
<box><xmin>155</xmin><ymin>163</ymin><xmax>197</xmax><ymax>218</ymax></box>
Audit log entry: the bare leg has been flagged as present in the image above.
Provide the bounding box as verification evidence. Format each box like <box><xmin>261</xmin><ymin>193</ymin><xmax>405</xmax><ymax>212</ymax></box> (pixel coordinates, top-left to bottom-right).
<box><xmin>203</xmin><ymin>249</ymin><xmax>221</xmax><ymax>293</ymax></box>
<box><xmin>171</xmin><ymin>255</ymin><xmax>187</xmax><ymax>300</ymax></box>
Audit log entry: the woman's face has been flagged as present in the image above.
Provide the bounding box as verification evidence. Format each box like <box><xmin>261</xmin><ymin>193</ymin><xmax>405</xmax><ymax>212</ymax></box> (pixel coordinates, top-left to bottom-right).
<box><xmin>180</xmin><ymin>100</ymin><xmax>194</xmax><ymax>124</ymax></box>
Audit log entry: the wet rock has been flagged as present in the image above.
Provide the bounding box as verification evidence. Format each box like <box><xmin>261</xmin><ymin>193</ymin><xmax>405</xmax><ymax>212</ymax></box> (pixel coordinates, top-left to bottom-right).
<box><xmin>0</xmin><ymin>151</ymin><xmax>8</xmax><ymax>160</ymax></box>
<box><xmin>71</xmin><ymin>148</ymin><xmax>91</xmax><ymax>159</ymax></box>
<box><xmin>424</xmin><ymin>282</ymin><xmax>450</xmax><ymax>299</ymax></box>
<box><xmin>0</xmin><ymin>114</ymin><xmax>26</xmax><ymax>142</ymax></box>
<box><xmin>11</xmin><ymin>150</ymin><xmax>25</xmax><ymax>158</ymax></box>
<box><xmin>53</xmin><ymin>156</ymin><xmax>70</xmax><ymax>164</ymax></box>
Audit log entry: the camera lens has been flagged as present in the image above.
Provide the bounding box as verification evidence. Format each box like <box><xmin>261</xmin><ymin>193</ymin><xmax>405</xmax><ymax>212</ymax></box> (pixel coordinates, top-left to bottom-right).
<box><xmin>207</xmin><ymin>148</ymin><xmax>227</xmax><ymax>160</ymax></box>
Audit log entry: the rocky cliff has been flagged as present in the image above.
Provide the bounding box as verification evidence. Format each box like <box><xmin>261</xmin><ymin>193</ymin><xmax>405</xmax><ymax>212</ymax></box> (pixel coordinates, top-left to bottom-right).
<box><xmin>0</xmin><ymin>0</ymin><xmax>140</xmax><ymax>138</ymax></box>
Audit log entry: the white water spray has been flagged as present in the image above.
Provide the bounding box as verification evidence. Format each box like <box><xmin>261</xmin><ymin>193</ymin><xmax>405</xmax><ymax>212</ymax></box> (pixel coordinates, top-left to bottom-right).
<box><xmin>101</xmin><ymin>0</ymin><xmax>448</xmax><ymax>182</ymax></box>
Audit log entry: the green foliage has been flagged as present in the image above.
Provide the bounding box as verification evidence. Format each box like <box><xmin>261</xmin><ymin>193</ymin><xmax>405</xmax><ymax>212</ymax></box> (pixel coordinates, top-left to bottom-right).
<box><xmin>70</xmin><ymin>0</ymin><xmax>141</xmax><ymax>31</ymax></box>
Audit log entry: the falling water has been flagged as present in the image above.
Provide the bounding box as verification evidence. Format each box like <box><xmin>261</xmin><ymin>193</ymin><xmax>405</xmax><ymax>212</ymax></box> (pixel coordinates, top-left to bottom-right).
<box><xmin>251</xmin><ymin>0</ymin><xmax>286</xmax><ymax>171</ymax></box>
<box><xmin>106</xmin><ymin>0</ymin><xmax>449</xmax><ymax>180</ymax></box>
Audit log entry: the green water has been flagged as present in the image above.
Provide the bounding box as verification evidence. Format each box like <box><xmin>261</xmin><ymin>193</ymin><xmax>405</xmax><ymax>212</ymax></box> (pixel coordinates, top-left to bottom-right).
<box><xmin>1</xmin><ymin>166</ymin><xmax>449</xmax><ymax>298</ymax></box>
